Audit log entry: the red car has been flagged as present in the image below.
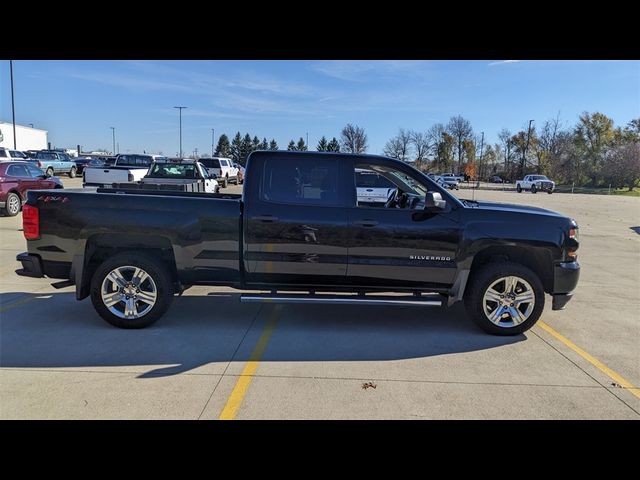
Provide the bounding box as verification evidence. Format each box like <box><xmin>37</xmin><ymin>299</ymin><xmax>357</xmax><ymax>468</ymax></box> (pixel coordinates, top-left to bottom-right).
<box><xmin>0</xmin><ymin>161</ymin><xmax>63</xmax><ymax>216</ymax></box>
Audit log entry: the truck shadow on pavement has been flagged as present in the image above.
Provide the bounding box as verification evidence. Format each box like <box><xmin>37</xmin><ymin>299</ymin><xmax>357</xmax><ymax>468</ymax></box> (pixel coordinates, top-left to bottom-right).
<box><xmin>1</xmin><ymin>291</ymin><xmax>524</xmax><ymax>377</ymax></box>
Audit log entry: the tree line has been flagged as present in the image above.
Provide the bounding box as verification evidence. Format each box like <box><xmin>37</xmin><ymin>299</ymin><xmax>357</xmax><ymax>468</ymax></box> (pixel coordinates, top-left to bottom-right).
<box><xmin>382</xmin><ymin>113</ymin><xmax>640</xmax><ymax>190</ymax></box>
<box><xmin>211</xmin><ymin>124</ymin><xmax>368</xmax><ymax>165</ymax></box>
<box><xmin>209</xmin><ymin>114</ymin><xmax>639</xmax><ymax>190</ymax></box>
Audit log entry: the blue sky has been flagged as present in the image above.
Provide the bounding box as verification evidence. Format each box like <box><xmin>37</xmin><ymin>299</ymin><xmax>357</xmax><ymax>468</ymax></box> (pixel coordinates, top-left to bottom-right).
<box><xmin>1</xmin><ymin>60</ymin><xmax>638</xmax><ymax>155</ymax></box>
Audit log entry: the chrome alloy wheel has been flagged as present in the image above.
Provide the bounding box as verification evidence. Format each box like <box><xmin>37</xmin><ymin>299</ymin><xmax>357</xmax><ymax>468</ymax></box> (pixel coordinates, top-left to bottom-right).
<box><xmin>100</xmin><ymin>266</ymin><xmax>157</xmax><ymax>319</ymax></box>
<box><xmin>482</xmin><ymin>275</ymin><xmax>535</xmax><ymax>328</ymax></box>
<box><xmin>7</xmin><ymin>194</ymin><xmax>21</xmax><ymax>215</ymax></box>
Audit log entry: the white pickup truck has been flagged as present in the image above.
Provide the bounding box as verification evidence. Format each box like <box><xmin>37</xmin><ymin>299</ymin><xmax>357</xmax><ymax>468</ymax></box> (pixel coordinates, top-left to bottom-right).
<box><xmin>516</xmin><ymin>174</ymin><xmax>555</xmax><ymax>194</ymax></box>
<box><xmin>83</xmin><ymin>153</ymin><xmax>168</xmax><ymax>187</ymax></box>
<box><xmin>198</xmin><ymin>157</ymin><xmax>239</xmax><ymax>188</ymax></box>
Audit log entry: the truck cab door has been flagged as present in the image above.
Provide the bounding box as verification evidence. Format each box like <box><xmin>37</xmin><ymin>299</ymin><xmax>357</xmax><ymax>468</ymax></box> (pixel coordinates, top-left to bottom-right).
<box><xmin>243</xmin><ymin>153</ymin><xmax>351</xmax><ymax>287</ymax></box>
<box><xmin>346</xmin><ymin>159</ymin><xmax>461</xmax><ymax>289</ymax></box>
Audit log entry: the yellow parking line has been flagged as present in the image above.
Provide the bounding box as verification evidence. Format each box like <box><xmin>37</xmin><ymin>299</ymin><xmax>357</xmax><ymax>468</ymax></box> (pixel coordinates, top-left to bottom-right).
<box><xmin>0</xmin><ymin>294</ymin><xmax>40</xmax><ymax>314</ymax></box>
<box><xmin>219</xmin><ymin>305</ymin><xmax>281</xmax><ymax>420</ymax></box>
<box><xmin>538</xmin><ymin>320</ymin><xmax>640</xmax><ymax>399</ymax></box>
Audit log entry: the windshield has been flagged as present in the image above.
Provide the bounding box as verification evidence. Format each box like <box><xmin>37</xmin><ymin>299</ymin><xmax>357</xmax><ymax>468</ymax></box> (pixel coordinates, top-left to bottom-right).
<box><xmin>531</xmin><ymin>175</ymin><xmax>548</xmax><ymax>180</ymax></box>
<box><xmin>148</xmin><ymin>163</ymin><xmax>198</xmax><ymax>178</ymax></box>
<box><xmin>386</xmin><ymin>170</ymin><xmax>429</xmax><ymax>197</ymax></box>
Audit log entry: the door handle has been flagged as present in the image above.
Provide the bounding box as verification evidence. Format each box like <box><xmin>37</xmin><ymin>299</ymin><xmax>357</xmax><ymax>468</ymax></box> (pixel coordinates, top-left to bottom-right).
<box><xmin>353</xmin><ymin>220</ymin><xmax>379</xmax><ymax>227</ymax></box>
<box><xmin>252</xmin><ymin>215</ymin><xmax>279</xmax><ymax>222</ymax></box>
<box><xmin>103</xmin><ymin>170</ymin><xmax>110</xmax><ymax>173</ymax></box>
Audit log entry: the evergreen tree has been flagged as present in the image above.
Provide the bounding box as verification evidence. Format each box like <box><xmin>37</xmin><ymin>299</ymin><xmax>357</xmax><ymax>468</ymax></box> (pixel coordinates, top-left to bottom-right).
<box><xmin>327</xmin><ymin>137</ymin><xmax>340</xmax><ymax>152</ymax></box>
<box><xmin>259</xmin><ymin>137</ymin><xmax>269</xmax><ymax>150</ymax></box>
<box><xmin>214</xmin><ymin>133</ymin><xmax>232</xmax><ymax>157</ymax></box>
<box><xmin>240</xmin><ymin>133</ymin><xmax>253</xmax><ymax>164</ymax></box>
<box><xmin>231</xmin><ymin>132</ymin><xmax>242</xmax><ymax>162</ymax></box>
<box><xmin>287</xmin><ymin>140</ymin><xmax>297</xmax><ymax>151</ymax></box>
<box><xmin>317</xmin><ymin>136</ymin><xmax>328</xmax><ymax>151</ymax></box>
<box><xmin>269</xmin><ymin>139</ymin><xmax>278</xmax><ymax>150</ymax></box>
<box><xmin>297</xmin><ymin>137</ymin><xmax>308</xmax><ymax>151</ymax></box>
<box><xmin>252</xmin><ymin>136</ymin><xmax>261</xmax><ymax>150</ymax></box>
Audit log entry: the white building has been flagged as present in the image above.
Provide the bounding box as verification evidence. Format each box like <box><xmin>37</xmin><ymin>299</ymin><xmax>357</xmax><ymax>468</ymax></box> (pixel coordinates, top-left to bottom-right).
<box><xmin>0</xmin><ymin>121</ymin><xmax>48</xmax><ymax>151</ymax></box>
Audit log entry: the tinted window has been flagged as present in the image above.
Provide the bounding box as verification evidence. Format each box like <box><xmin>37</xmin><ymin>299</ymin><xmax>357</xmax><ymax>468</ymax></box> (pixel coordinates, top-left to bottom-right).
<box><xmin>199</xmin><ymin>158</ymin><xmax>220</xmax><ymax>168</ymax></box>
<box><xmin>0</xmin><ymin>150</ymin><xmax>6</xmax><ymax>158</ymax></box>
<box><xmin>117</xmin><ymin>155</ymin><xmax>153</xmax><ymax>167</ymax></box>
<box><xmin>356</xmin><ymin>171</ymin><xmax>395</xmax><ymax>189</ymax></box>
<box><xmin>26</xmin><ymin>164</ymin><xmax>44</xmax><ymax>177</ymax></box>
<box><xmin>7</xmin><ymin>164</ymin><xmax>29</xmax><ymax>177</ymax></box>
<box><xmin>261</xmin><ymin>157</ymin><xmax>339</xmax><ymax>205</ymax></box>
<box><xmin>10</xmin><ymin>150</ymin><xmax>26</xmax><ymax>159</ymax></box>
<box><xmin>36</xmin><ymin>152</ymin><xmax>56</xmax><ymax>160</ymax></box>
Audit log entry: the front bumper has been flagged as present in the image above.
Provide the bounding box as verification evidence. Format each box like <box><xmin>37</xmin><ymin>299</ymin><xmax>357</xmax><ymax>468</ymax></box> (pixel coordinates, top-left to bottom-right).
<box><xmin>15</xmin><ymin>252</ymin><xmax>44</xmax><ymax>278</ymax></box>
<box><xmin>552</xmin><ymin>261</ymin><xmax>580</xmax><ymax>310</ymax></box>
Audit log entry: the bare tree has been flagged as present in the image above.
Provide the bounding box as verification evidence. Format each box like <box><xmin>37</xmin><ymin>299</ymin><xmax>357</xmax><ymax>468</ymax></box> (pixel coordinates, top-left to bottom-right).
<box><xmin>383</xmin><ymin>129</ymin><xmax>412</xmax><ymax>161</ymax></box>
<box><xmin>410</xmin><ymin>130</ymin><xmax>430</xmax><ymax>162</ymax></box>
<box><xmin>603</xmin><ymin>142</ymin><xmax>640</xmax><ymax>191</ymax></box>
<box><xmin>340</xmin><ymin>123</ymin><xmax>368</xmax><ymax>153</ymax></box>
<box><xmin>447</xmin><ymin>115</ymin><xmax>474</xmax><ymax>175</ymax></box>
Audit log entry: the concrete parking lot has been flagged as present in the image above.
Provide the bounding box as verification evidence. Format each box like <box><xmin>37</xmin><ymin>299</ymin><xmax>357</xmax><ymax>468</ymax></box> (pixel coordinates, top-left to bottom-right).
<box><xmin>1</xmin><ymin>178</ymin><xmax>638</xmax><ymax>419</ymax></box>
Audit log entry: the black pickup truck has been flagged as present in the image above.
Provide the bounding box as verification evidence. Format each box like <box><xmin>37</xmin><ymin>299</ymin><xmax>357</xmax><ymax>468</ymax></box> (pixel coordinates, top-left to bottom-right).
<box><xmin>16</xmin><ymin>151</ymin><xmax>580</xmax><ymax>335</ymax></box>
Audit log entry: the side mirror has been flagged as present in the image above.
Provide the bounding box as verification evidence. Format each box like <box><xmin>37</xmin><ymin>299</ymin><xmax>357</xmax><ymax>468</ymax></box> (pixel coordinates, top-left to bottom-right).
<box><xmin>210</xmin><ymin>173</ymin><xmax>218</xmax><ymax>179</ymax></box>
<box><xmin>425</xmin><ymin>192</ymin><xmax>446</xmax><ymax>211</ymax></box>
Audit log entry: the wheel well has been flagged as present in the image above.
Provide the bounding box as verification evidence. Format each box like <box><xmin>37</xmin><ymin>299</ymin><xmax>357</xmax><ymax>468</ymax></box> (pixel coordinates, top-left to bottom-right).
<box><xmin>470</xmin><ymin>246</ymin><xmax>553</xmax><ymax>293</ymax></box>
<box><xmin>81</xmin><ymin>235</ymin><xmax>178</xmax><ymax>298</ymax></box>
<box><xmin>8</xmin><ymin>188</ymin><xmax>22</xmax><ymax>200</ymax></box>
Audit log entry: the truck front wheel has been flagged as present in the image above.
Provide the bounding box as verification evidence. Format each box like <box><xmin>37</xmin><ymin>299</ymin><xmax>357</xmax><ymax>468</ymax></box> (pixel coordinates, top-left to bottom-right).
<box><xmin>90</xmin><ymin>251</ymin><xmax>174</xmax><ymax>329</ymax></box>
<box><xmin>464</xmin><ymin>261</ymin><xmax>544</xmax><ymax>335</ymax></box>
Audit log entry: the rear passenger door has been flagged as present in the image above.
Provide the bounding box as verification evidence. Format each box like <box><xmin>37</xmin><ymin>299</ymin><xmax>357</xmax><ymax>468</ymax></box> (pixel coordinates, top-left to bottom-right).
<box><xmin>243</xmin><ymin>154</ymin><xmax>351</xmax><ymax>286</ymax></box>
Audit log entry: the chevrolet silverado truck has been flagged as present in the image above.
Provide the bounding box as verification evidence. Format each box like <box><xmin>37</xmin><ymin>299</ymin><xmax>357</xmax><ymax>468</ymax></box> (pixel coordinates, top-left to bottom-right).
<box><xmin>15</xmin><ymin>151</ymin><xmax>580</xmax><ymax>335</ymax></box>
<box><xmin>516</xmin><ymin>175</ymin><xmax>555</xmax><ymax>194</ymax></box>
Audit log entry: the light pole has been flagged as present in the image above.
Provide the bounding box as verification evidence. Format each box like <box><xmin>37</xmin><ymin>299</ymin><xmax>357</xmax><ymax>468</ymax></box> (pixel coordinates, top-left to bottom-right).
<box><xmin>211</xmin><ymin>128</ymin><xmax>215</xmax><ymax>157</ymax></box>
<box><xmin>174</xmin><ymin>106</ymin><xmax>187</xmax><ymax>157</ymax></box>
<box><xmin>10</xmin><ymin>60</ymin><xmax>17</xmax><ymax>149</ymax></box>
<box><xmin>110</xmin><ymin>127</ymin><xmax>116</xmax><ymax>155</ymax></box>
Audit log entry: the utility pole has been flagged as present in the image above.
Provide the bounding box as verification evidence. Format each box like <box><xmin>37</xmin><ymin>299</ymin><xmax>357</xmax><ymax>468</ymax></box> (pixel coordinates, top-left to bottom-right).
<box><xmin>174</xmin><ymin>106</ymin><xmax>187</xmax><ymax>158</ymax></box>
<box><xmin>211</xmin><ymin>128</ymin><xmax>215</xmax><ymax>157</ymax></box>
<box><xmin>10</xmin><ymin>60</ymin><xmax>17</xmax><ymax>149</ymax></box>
<box><xmin>110</xmin><ymin>127</ymin><xmax>116</xmax><ymax>155</ymax></box>
<box><xmin>521</xmin><ymin>119</ymin><xmax>534</xmax><ymax>178</ymax></box>
<box><xmin>478</xmin><ymin>131</ymin><xmax>484</xmax><ymax>181</ymax></box>
<box><xmin>194</xmin><ymin>147</ymin><xmax>198</xmax><ymax>158</ymax></box>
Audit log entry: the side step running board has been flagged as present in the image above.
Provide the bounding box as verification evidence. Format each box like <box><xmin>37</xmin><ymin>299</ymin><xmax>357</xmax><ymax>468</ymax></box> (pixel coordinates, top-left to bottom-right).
<box><xmin>240</xmin><ymin>293</ymin><xmax>442</xmax><ymax>307</ymax></box>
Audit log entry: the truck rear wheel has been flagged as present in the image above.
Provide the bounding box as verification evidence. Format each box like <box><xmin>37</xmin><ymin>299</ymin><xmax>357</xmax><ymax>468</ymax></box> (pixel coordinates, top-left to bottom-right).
<box><xmin>531</xmin><ymin>184</ymin><xmax>537</xmax><ymax>193</ymax></box>
<box><xmin>464</xmin><ymin>261</ymin><xmax>544</xmax><ymax>335</ymax></box>
<box><xmin>221</xmin><ymin>176</ymin><xmax>228</xmax><ymax>188</ymax></box>
<box><xmin>90</xmin><ymin>251</ymin><xmax>174</xmax><ymax>329</ymax></box>
<box><xmin>69</xmin><ymin>166</ymin><xmax>77</xmax><ymax>178</ymax></box>
<box><xmin>516</xmin><ymin>185</ymin><xmax>522</xmax><ymax>193</ymax></box>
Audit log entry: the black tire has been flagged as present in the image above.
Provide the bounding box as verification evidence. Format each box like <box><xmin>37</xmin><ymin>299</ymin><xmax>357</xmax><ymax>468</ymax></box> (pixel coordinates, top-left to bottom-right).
<box><xmin>464</xmin><ymin>261</ymin><xmax>545</xmax><ymax>336</ymax></box>
<box><xmin>547</xmin><ymin>190</ymin><xmax>553</xmax><ymax>194</ymax></box>
<box><xmin>531</xmin><ymin>184</ymin><xmax>537</xmax><ymax>194</ymax></box>
<box><xmin>221</xmin><ymin>177</ymin><xmax>228</xmax><ymax>188</ymax></box>
<box><xmin>69</xmin><ymin>166</ymin><xmax>77</xmax><ymax>178</ymax></box>
<box><xmin>46</xmin><ymin>167</ymin><xmax>54</xmax><ymax>177</ymax></box>
<box><xmin>90</xmin><ymin>251</ymin><xmax>174</xmax><ymax>329</ymax></box>
<box><xmin>516</xmin><ymin>185</ymin><xmax>522</xmax><ymax>193</ymax></box>
<box><xmin>5</xmin><ymin>192</ymin><xmax>21</xmax><ymax>216</ymax></box>
<box><xmin>239</xmin><ymin>177</ymin><xmax>244</xmax><ymax>185</ymax></box>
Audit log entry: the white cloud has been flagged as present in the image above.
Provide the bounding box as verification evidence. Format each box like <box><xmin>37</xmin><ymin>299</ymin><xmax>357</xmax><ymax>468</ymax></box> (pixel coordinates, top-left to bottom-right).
<box><xmin>311</xmin><ymin>60</ymin><xmax>428</xmax><ymax>81</ymax></box>
<box><xmin>488</xmin><ymin>60</ymin><xmax>522</xmax><ymax>67</ymax></box>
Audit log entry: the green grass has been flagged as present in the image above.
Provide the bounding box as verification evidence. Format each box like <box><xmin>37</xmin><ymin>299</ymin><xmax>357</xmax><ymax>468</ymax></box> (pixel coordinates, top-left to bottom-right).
<box><xmin>554</xmin><ymin>185</ymin><xmax>640</xmax><ymax>196</ymax></box>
